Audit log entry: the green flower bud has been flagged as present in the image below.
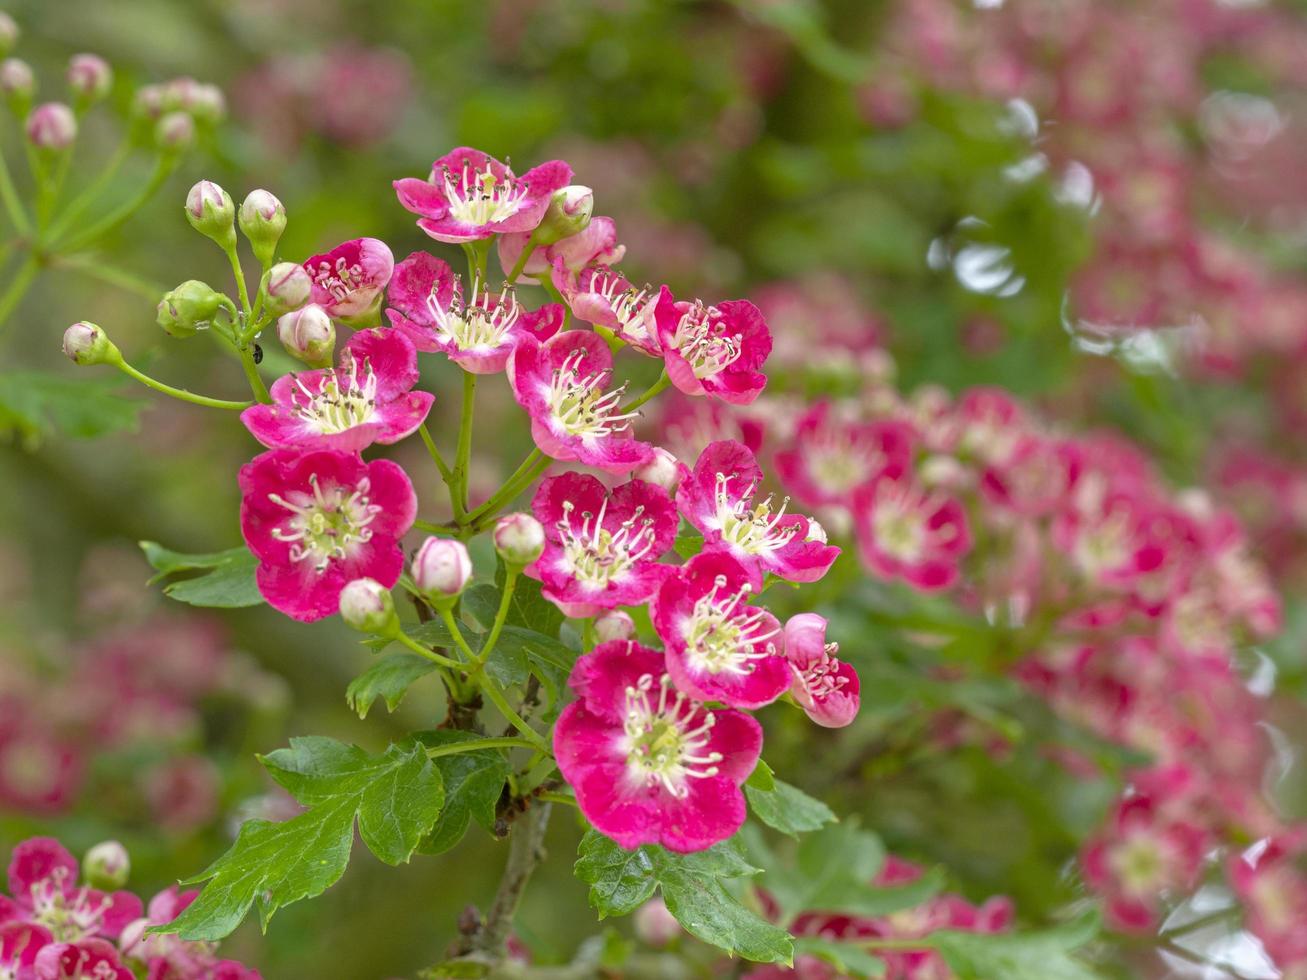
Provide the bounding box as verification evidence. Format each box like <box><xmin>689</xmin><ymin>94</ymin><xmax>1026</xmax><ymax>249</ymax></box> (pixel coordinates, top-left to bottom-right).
<box><xmin>62</xmin><ymin>321</ymin><xmax>120</xmax><ymax>366</ymax></box>
<box><xmin>531</xmin><ymin>185</ymin><xmax>593</xmax><ymax>246</ymax></box>
<box><xmin>184</xmin><ymin>179</ymin><xmax>236</xmax><ymax>248</ymax></box>
<box><xmin>339</xmin><ymin>578</ymin><xmax>398</xmax><ymax>635</ymax></box>
<box><xmin>82</xmin><ymin>840</ymin><xmax>130</xmax><ymax>890</ymax></box>
<box><xmin>238</xmin><ymin>189</ymin><xmax>287</xmax><ymax>266</ymax></box>
<box><xmin>0</xmin><ymin>58</ymin><xmax>33</xmax><ymax>117</ymax></box>
<box><xmin>0</xmin><ymin>14</ymin><xmax>19</xmax><ymax>59</ymax></box>
<box><xmin>156</xmin><ymin>280</ymin><xmax>226</xmax><ymax>338</ymax></box>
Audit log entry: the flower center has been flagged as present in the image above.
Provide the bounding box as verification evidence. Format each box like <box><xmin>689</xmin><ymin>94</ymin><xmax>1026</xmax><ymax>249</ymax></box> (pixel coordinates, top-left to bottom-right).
<box><xmin>1107</xmin><ymin>834</ymin><xmax>1170</xmax><ymax>898</ymax></box>
<box><xmin>557</xmin><ymin>497</ymin><xmax>656</xmax><ymax>589</ymax></box>
<box><xmin>806</xmin><ymin>429</ymin><xmax>879</xmax><ymax>492</ymax></box>
<box><xmin>26</xmin><ymin>871</ymin><xmax>113</xmax><ymax>943</ymax></box>
<box><xmin>290</xmin><ymin>352</ymin><xmax>379</xmax><ymax>434</ymax></box>
<box><xmin>428</xmin><ymin>278</ymin><xmax>520</xmax><ymax>351</ymax></box>
<box><xmin>441</xmin><ymin>161</ymin><xmax>529</xmax><ymax>227</ymax></box>
<box><xmin>622</xmin><ymin>673</ymin><xmax>722</xmax><ymax>797</ymax></box>
<box><xmin>545</xmin><ymin>349</ymin><xmax>637</xmax><ymax>439</ymax></box>
<box><xmin>1074</xmin><ymin>506</ymin><xmax>1134</xmax><ymax>577</ymax></box>
<box><xmin>713</xmin><ymin>473</ymin><xmax>798</xmax><ymax>558</ymax></box>
<box><xmin>309</xmin><ymin>255</ymin><xmax>365</xmax><ymax>303</ymax></box>
<box><xmin>670</xmin><ymin>303</ymin><xmax>743</xmax><ymax>379</ymax></box>
<box><xmin>683</xmin><ymin>574</ymin><xmax>779</xmax><ymax>675</ymax></box>
<box><xmin>594</xmin><ymin>272</ymin><xmax>656</xmax><ymax>339</ymax></box>
<box><xmin>268</xmin><ymin>473</ymin><xmax>380</xmax><ymax>573</ymax></box>
<box><xmin>793</xmin><ymin>643</ymin><xmax>850</xmax><ymax>700</ymax></box>
<box><xmin>870</xmin><ymin>483</ymin><xmax>932</xmax><ymax>561</ymax></box>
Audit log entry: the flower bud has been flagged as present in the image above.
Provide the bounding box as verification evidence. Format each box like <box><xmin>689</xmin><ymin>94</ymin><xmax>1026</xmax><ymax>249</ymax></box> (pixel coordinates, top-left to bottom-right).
<box><xmin>413</xmin><ymin>537</ymin><xmax>472</xmax><ymax>603</ymax></box>
<box><xmin>633</xmin><ymin>448</ymin><xmax>681</xmax><ymax>494</ymax></box>
<box><xmin>595</xmin><ymin>610</ymin><xmax>636</xmax><ymax>644</ymax></box>
<box><xmin>532</xmin><ymin>185</ymin><xmax>594</xmax><ymax>246</ymax></box>
<box><xmin>186</xmin><ymin>82</ymin><xmax>226</xmax><ymax>125</ymax></box>
<box><xmin>156</xmin><ymin>280</ymin><xmax>225</xmax><ymax>339</ymax></box>
<box><xmin>493</xmin><ymin>513</ymin><xmax>546</xmax><ymax>568</ymax></box>
<box><xmin>0</xmin><ymin>14</ymin><xmax>19</xmax><ymax>58</ymax></box>
<box><xmin>62</xmin><ymin>321</ymin><xmax>120</xmax><ymax>366</ymax></box>
<box><xmin>266</xmin><ymin>262</ymin><xmax>312</xmax><ymax>315</ymax></box>
<box><xmin>82</xmin><ymin>840</ymin><xmax>130</xmax><ymax>890</ymax></box>
<box><xmin>634</xmin><ymin>897</ymin><xmax>680</xmax><ymax>947</ymax></box>
<box><xmin>184</xmin><ymin>179</ymin><xmax>236</xmax><ymax>248</ymax></box>
<box><xmin>239</xmin><ymin>189</ymin><xmax>286</xmax><ymax>266</ymax></box>
<box><xmin>67</xmin><ymin>54</ymin><xmax>112</xmax><ymax>105</ymax></box>
<box><xmin>276</xmin><ymin>304</ymin><xmax>335</xmax><ymax>368</ymax></box>
<box><xmin>25</xmin><ymin>102</ymin><xmax>76</xmax><ymax>152</ymax></box>
<box><xmin>0</xmin><ymin>58</ymin><xmax>33</xmax><ymax>113</ymax></box>
<box><xmin>154</xmin><ymin>111</ymin><xmax>194</xmax><ymax>154</ymax></box>
<box><xmin>339</xmin><ymin>578</ymin><xmax>398</xmax><ymax>635</ymax></box>
<box><xmin>131</xmin><ymin>83</ymin><xmax>165</xmax><ymax>121</ymax></box>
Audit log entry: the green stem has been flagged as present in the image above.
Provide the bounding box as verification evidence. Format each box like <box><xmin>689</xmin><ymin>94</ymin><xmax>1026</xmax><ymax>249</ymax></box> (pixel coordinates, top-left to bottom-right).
<box><xmin>425</xmin><ymin>736</ymin><xmax>540</xmax><ymax>760</ymax></box>
<box><xmin>37</xmin><ymin>152</ymin><xmax>74</xmax><ymax>231</ymax></box>
<box><xmin>438</xmin><ymin>606</ymin><xmax>480</xmax><ymax>662</ymax></box>
<box><xmin>581</xmin><ymin>618</ymin><xmax>597</xmax><ymax>652</ymax></box>
<box><xmin>476</xmin><ymin>569</ymin><xmax>517</xmax><ymax>666</ymax></box>
<box><xmin>452</xmin><ymin>370</ymin><xmax>477</xmax><ymax>520</ymax></box>
<box><xmin>623</xmin><ymin>369</ymin><xmax>670</xmax><ymax>413</ymax></box>
<box><xmin>237</xmin><ymin>345</ymin><xmax>270</xmax><ymax>403</ymax></box>
<box><xmin>536</xmin><ymin>791</ymin><xmax>577</xmax><ymax>808</ymax></box>
<box><xmin>418</xmin><ymin>422</ymin><xmax>453</xmax><ymax>482</ymax></box>
<box><xmin>0</xmin><ymin>149</ymin><xmax>30</xmax><ymax>234</ymax></box>
<box><xmin>395</xmin><ymin>630</ymin><xmax>471</xmax><ymax>671</ymax></box>
<box><xmin>114</xmin><ymin>359</ymin><xmax>253</xmax><ymax>410</ymax></box>
<box><xmin>46</xmin><ymin>140</ymin><xmax>131</xmax><ymax>241</ymax></box>
<box><xmin>413</xmin><ymin>518</ymin><xmax>458</xmax><ymax>535</ymax></box>
<box><xmin>505</xmin><ymin>238</ymin><xmax>538</xmax><ymax>285</ymax></box>
<box><xmin>55</xmin><ymin>253</ymin><xmax>164</xmax><ymax>301</ymax></box>
<box><xmin>224</xmin><ymin>241</ymin><xmax>251</xmax><ymax>314</ymax></box>
<box><xmin>464</xmin><ymin>449</ymin><xmax>544</xmax><ymax>526</ymax></box>
<box><xmin>541</xmin><ymin>277</ymin><xmax>571</xmax><ymax>329</ymax></box>
<box><xmin>55</xmin><ymin>156</ymin><xmax>175</xmax><ymax>253</ymax></box>
<box><xmin>0</xmin><ymin>252</ymin><xmax>39</xmax><ymax>334</ymax></box>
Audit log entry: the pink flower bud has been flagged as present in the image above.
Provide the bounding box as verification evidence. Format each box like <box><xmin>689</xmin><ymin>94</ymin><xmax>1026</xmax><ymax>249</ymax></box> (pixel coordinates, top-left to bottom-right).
<box><xmin>276</xmin><ymin>303</ymin><xmax>334</xmax><ymax>368</ymax></box>
<box><xmin>533</xmin><ymin>184</ymin><xmax>594</xmax><ymax>245</ymax></box>
<box><xmin>633</xmin><ymin>447</ymin><xmax>681</xmax><ymax>493</ymax></box>
<box><xmin>239</xmin><ymin>189</ymin><xmax>286</xmax><ymax>264</ymax></box>
<box><xmin>67</xmin><ymin>53</ymin><xmax>112</xmax><ymax>103</ymax></box>
<box><xmin>594</xmin><ymin>610</ymin><xmax>636</xmax><ymax>643</ymax></box>
<box><xmin>62</xmin><ymin>321</ymin><xmax>119</xmax><ymax>366</ymax></box>
<box><xmin>339</xmin><ymin>578</ymin><xmax>397</xmax><ymax>634</ymax></box>
<box><xmin>82</xmin><ymin>840</ymin><xmax>130</xmax><ymax>890</ymax></box>
<box><xmin>493</xmin><ymin>513</ymin><xmax>546</xmax><ymax>567</ymax></box>
<box><xmin>0</xmin><ymin>14</ymin><xmax>19</xmax><ymax>58</ymax></box>
<box><xmin>267</xmin><ymin>262</ymin><xmax>312</xmax><ymax>315</ymax></box>
<box><xmin>185</xmin><ymin>179</ymin><xmax>235</xmax><ymax>245</ymax></box>
<box><xmin>132</xmin><ymin>83</ymin><xmax>165</xmax><ymax>120</ymax></box>
<box><xmin>0</xmin><ymin>58</ymin><xmax>33</xmax><ymax>101</ymax></box>
<box><xmin>413</xmin><ymin>537</ymin><xmax>472</xmax><ymax>601</ymax></box>
<box><xmin>634</xmin><ymin>897</ymin><xmax>680</xmax><ymax>947</ymax></box>
<box><xmin>154</xmin><ymin>110</ymin><xmax>194</xmax><ymax>152</ymax></box>
<box><xmin>25</xmin><ymin>102</ymin><xmax>76</xmax><ymax>151</ymax></box>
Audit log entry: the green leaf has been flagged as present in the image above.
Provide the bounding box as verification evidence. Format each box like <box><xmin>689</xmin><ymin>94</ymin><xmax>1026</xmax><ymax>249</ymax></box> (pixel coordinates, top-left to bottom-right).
<box><xmin>575</xmin><ymin>831</ymin><xmax>793</xmax><ymax>964</ymax></box>
<box><xmin>931</xmin><ymin>913</ymin><xmax>1106</xmax><ymax>980</ymax></box>
<box><xmin>140</xmin><ymin>541</ymin><xmax>263</xmax><ymax>608</ymax></box>
<box><xmin>767</xmin><ymin>822</ymin><xmax>887</xmax><ymax>923</ymax></box>
<box><xmin>746</xmin><ymin>779</ymin><xmax>836</xmax><ymax>837</ymax></box>
<box><xmin>794</xmin><ymin>937</ymin><xmax>885</xmax><ymax>978</ymax></box>
<box><xmin>0</xmin><ymin>371</ymin><xmax>144</xmax><ymax>445</ymax></box>
<box><xmin>160</xmin><ymin>738</ymin><xmax>443</xmax><ymax>941</ymax></box>
<box><xmin>413</xmin><ymin>731</ymin><xmax>510</xmax><ymax>855</ymax></box>
<box><xmin>746</xmin><ymin>759</ymin><xmax>776</xmax><ymax>792</ymax></box>
<box><xmin>345</xmin><ymin>653</ymin><xmax>438</xmax><ymax>719</ymax></box>
<box><xmin>365</xmin><ymin>618</ymin><xmax>457</xmax><ymax>652</ymax></box>
<box><xmin>496</xmin><ymin>561</ymin><xmax>564</xmax><ymax>637</ymax></box>
<box><xmin>673</xmin><ymin>532</ymin><xmax>703</xmax><ymax>559</ymax></box>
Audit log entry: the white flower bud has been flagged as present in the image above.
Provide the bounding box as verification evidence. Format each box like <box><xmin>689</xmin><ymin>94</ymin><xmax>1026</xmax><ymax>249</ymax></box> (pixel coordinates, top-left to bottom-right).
<box><xmin>594</xmin><ymin>610</ymin><xmax>636</xmax><ymax>643</ymax></box>
<box><xmin>26</xmin><ymin>102</ymin><xmax>76</xmax><ymax>151</ymax></box>
<box><xmin>413</xmin><ymin>537</ymin><xmax>472</xmax><ymax>602</ymax></box>
<box><xmin>493</xmin><ymin>513</ymin><xmax>546</xmax><ymax>567</ymax></box>
<box><xmin>82</xmin><ymin>840</ymin><xmax>130</xmax><ymax>890</ymax></box>
<box><xmin>238</xmin><ymin>189</ymin><xmax>287</xmax><ymax>265</ymax></box>
<box><xmin>276</xmin><ymin>304</ymin><xmax>335</xmax><ymax>368</ymax></box>
<box><xmin>185</xmin><ymin>179</ymin><xmax>236</xmax><ymax>247</ymax></box>
<box><xmin>633</xmin><ymin>448</ymin><xmax>681</xmax><ymax>494</ymax></box>
<box><xmin>339</xmin><ymin>578</ymin><xmax>397</xmax><ymax>635</ymax></box>
<box><xmin>266</xmin><ymin>262</ymin><xmax>312</xmax><ymax>316</ymax></box>
<box><xmin>62</xmin><ymin>321</ymin><xmax>120</xmax><ymax>366</ymax></box>
<box><xmin>67</xmin><ymin>53</ymin><xmax>112</xmax><ymax>104</ymax></box>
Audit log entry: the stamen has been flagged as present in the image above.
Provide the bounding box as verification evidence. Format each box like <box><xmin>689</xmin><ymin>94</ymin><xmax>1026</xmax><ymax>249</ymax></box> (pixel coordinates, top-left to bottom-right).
<box><xmin>440</xmin><ymin>161</ymin><xmax>530</xmax><ymax>226</ymax></box>
<box><xmin>288</xmin><ymin>351</ymin><xmax>380</xmax><ymax>434</ymax></box>
<box><xmin>669</xmin><ymin>302</ymin><xmax>743</xmax><ymax>380</ymax></box>
<box><xmin>267</xmin><ymin>474</ymin><xmax>380</xmax><ymax>573</ymax></box>
<box><xmin>713</xmin><ymin>471</ymin><xmax>800</xmax><ymax>558</ymax></box>
<box><xmin>623</xmin><ymin>674</ymin><xmax>721</xmax><ymax>797</ymax></box>
<box><xmin>546</xmin><ymin>348</ymin><xmax>639</xmax><ymax>438</ymax></box>
<box><xmin>683</xmin><ymin>574</ymin><xmax>779</xmax><ymax>676</ymax></box>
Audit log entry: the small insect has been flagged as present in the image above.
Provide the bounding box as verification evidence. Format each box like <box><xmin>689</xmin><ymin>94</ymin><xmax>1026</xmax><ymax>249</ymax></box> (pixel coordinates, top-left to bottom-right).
<box><xmin>252</xmin><ymin>344</ymin><xmax>264</xmax><ymax>364</ymax></box>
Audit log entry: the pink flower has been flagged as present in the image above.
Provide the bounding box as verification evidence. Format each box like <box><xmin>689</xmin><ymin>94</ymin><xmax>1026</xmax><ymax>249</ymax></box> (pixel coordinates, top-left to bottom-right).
<box><xmin>508</xmin><ymin>331</ymin><xmax>655</xmax><ymax>473</ymax></box>
<box><xmin>775</xmin><ymin>402</ymin><xmax>915</xmax><ymax>509</ymax></box>
<box><xmin>0</xmin><ymin>921</ymin><xmax>52</xmax><ymax>977</ymax></box>
<box><xmin>239</xmin><ymin>449</ymin><xmax>416</xmax><ymax>622</ymax></box>
<box><xmin>304</xmin><ymin>238</ymin><xmax>394</xmax><ymax>321</ymax></box>
<box><xmin>653</xmin><ymin>287</ymin><xmax>770</xmax><ymax>405</ymax></box>
<box><xmin>527</xmin><ymin>473</ymin><xmax>678</xmax><ymax>618</ymax></box>
<box><xmin>240</xmin><ymin>328</ymin><xmax>433</xmax><ymax>451</ymax></box>
<box><xmin>852</xmin><ymin>472</ymin><xmax>971</xmax><ymax>592</ymax></box>
<box><xmin>386</xmin><ymin>251</ymin><xmax>563</xmax><ymax>374</ymax></box>
<box><xmin>554</xmin><ymin>264</ymin><xmax>659</xmax><ymax>355</ymax></box>
<box><xmin>651</xmin><ymin>552</ymin><xmax>790</xmax><ymax>710</ymax></box>
<box><xmin>394</xmin><ymin>147</ymin><xmax>572</xmax><ymax>244</ymax></box>
<box><xmin>499</xmin><ymin>215</ymin><xmax>626</xmax><ymax>279</ymax></box>
<box><xmin>121</xmin><ymin>887</ymin><xmax>264</xmax><ymax>980</ymax></box>
<box><xmin>4</xmin><ymin>838</ymin><xmax>142</xmax><ymax>944</ymax></box>
<box><xmin>784</xmin><ymin>614</ymin><xmax>859</xmax><ymax>728</ymax></box>
<box><xmin>677</xmin><ymin>441</ymin><xmax>839</xmax><ymax>584</ymax></box>
<box><xmin>554</xmin><ymin>640</ymin><xmax>762</xmax><ymax>853</ymax></box>
<box><xmin>1228</xmin><ymin>834</ymin><xmax>1307</xmax><ymax>969</ymax></box>
<box><xmin>33</xmin><ymin>939</ymin><xmax>132</xmax><ymax>980</ymax></box>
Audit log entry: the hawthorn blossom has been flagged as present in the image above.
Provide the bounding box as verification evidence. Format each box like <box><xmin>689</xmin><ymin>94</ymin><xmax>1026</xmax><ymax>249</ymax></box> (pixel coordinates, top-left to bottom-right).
<box><xmin>852</xmin><ymin>472</ymin><xmax>972</xmax><ymax>592</ymax></box>
<box><xmin>775</xmin><ymin>402</ymin><xmax>915</xmax><ymax>510</ymax></box>
<box><xmin>394</xmin><ymin>147</ymin><xmax>572</xmax><ymax>244</ymax></box>
<box><xmin>303</xmin><ymin>238</ymin><xmax>394</xmax><ymax>322</ymax></box>
<box><xmin>554</xmin><ymin>640</ymin><xmax>762</xmax><ymax>853</ymax></box>
<box><xmin>240</xmin><ymin>328</ymin><xmax>433</xmax><ymax>452</ymax></box>
<box><xmin>651</xmin><ymin>551</ymin><xmax>790</xmax><ymax>710</ymax></box>
<box><xmin>498</xmin><ymin>215</ymin><xmax>625</xmax><ymax>279</ymax></box>
<box><xmin>784</xmin><ymin>614</ymin><xmax>859</xmax><ymax>729</ymax></box>
<box><xmin>508</xmin><ymin>331</ymin><xmax>655</xmax><ymax>473</ymax></box>
<box><xmin>0</xmin><ymin>921</ymin><xmax>51</xmax><ymax>978</ymax></box>
<box><xmin>239</xmin><ymin>449</ymin><xmax>416</xmax><ymax>622</ymax></box>
<box><xmin>652</xmin><ymin>286</ymin><xmax>771</xmax><ymax>404</ymax></box>
<box><xmin>2</xmin><ymin>838</ymin><xmax>141</xmax><ymax>944</ymax></box>
<box><xmin>33</xmin><ymin>939</ymin><xmax>133</xmax><ymax>980</ymax></box>
<box><xmin>120</xmin><ymin>887</ymin><xmax>262</xmax><ymax>979</ymax></box>
<box><xmin>553</xmin><ymin>264</ymin><xmax>659</xmax><ymax>354</ymax></box>
<box><xmin>1228</xmin><ymin>835</ymin><xmax>1307</xmax><ymax>971</ymax></box>
<box><xmin>677</xmin><ymin>440</ymin><xmax>839</xmax><ymax>583</ymax></box>
<box><xmin>386</xmin><ymin>251</ymin><xmax>563</xmax><ymax>374</ymax></box>
<box><xmin>527</xmin><ymin>473</ymin><xmax>678</xmax><ymax>618</ymax></box>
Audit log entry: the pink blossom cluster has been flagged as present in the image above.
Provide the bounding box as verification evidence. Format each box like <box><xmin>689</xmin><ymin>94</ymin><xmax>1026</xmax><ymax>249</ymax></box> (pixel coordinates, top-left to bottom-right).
<box><xmin>750</xmin><ymin>856</ymin><xmax>1014</xmax><ymax>980</ymax></box>
<box><xmin>0</xmin><ymin>612</ymin><xmax>277</xmax><ymax>834</ymax></box>
<box><xmin>0</xmin><ymin>837</ymin><xmax>259</xmax><ymax>979</ymax></box>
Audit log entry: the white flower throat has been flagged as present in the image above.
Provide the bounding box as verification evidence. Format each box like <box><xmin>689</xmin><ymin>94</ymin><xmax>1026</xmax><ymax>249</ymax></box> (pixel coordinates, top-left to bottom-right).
<box><xmin>310</xmin><ymin>255</ymin><xmax>366</xmax><ymax>304</ymax></box>
<box><xmin>623</xmin><ymin>672</ymin><xmax>722</xmax><ymax>797</ymax></box>
<box><xmin>684</xmin><ymin>574</ymin><xmax>779</xmax><ymax>676</ymax></box>
<box><xmin>428</xmin><ymin>277</ymin><xmax>520</xmax><ymax>351</ymax></box>
<box><xmin>671</xmin><ymin>302</ymin><xmax>743</xmax><ymax>380</ymax></box>
<box><xmin>441</xmin><ymin>160</ymin><xmax>529</xmax><ymax>226</ymax></box>
<box><xmin>290</xmin><ymin>351</ymin><xmax>379</xmax><ymax>434</ymax></box>
<box><xmin>546</xmin><ymin>348</ymin><xmax>638</xmax><ymax>438</ymax></box>
<box><xmin>269</xmin><ymin>473</ymin><xmax>380</xmax><ymax>573</ymax></box>
<box><xmin>713</xmin><ymin>472</ymin><xmax>799</xmax><ymax>558</ymax></box>
<box><xmin>557</xmin><ymin>496</ymin><xmax>656</xmax><ymax>588</ymax></box>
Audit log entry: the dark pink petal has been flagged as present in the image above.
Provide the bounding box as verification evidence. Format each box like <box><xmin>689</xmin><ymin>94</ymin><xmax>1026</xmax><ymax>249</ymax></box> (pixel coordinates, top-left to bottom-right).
<box><xmin>393</xmin><ymin>177</ymin><xmax>447</xmax><ymax>218</ymax></box>
<box><xmin>0</xmin><ymin>921</ymin><xmax>52</xmax><ymax>970</ymax></box>
<box><xmin>8</xmin><ymin>837</ymin><xmax>77</xmax><ymax>899</ymax></box>
<box><xmin>34</xmin><ymin>939</ymin><xmax>132</xmax><ymax>980</ymax></box>
<box><xmin>656</xmin><ymin>776</ymin><xmax>749</xmax><ymax>854</ymax></box>
<box><xmin>567</xmin><ymin>641</ymin><xmax>667</xmax><ymax>722</ymax></box>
